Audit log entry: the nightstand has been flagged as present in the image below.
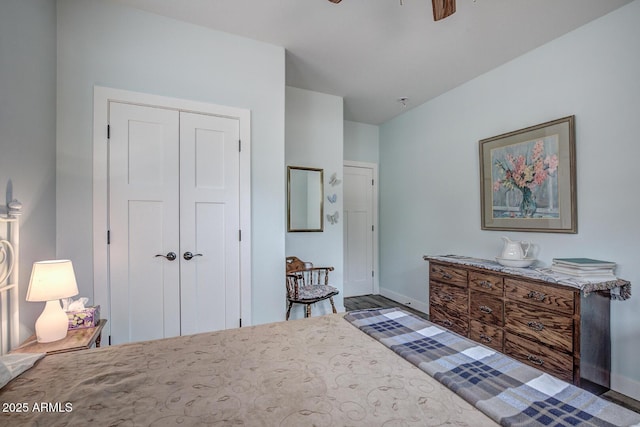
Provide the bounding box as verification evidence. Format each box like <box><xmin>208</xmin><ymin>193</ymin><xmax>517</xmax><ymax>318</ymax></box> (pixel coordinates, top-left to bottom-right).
<box><xmin>11</xmin><ymin>319</ymin><xmax>107</xmax><ymax>355</ymax></box>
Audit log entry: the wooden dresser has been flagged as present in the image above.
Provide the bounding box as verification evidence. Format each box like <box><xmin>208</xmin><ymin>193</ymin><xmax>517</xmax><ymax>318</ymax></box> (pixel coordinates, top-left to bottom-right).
<box><xmin>426</xmin><ymin>256</ymin><xmax>613</xmax><ymax>389</ymax></box>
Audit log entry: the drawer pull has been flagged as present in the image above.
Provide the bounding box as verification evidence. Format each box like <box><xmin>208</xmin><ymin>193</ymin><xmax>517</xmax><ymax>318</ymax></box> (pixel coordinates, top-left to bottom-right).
<box><xmin>478</xmin><ymin>280</ymin><xmax>493</xmax><ymax>289</ymax></box>
<box><xmin>479</xmin><ymin>305</ymin><xmax>493</xmax><ymax>314</ymax></box>
<box><xmin>527</xmin><ymin>354</ymin><xmax>544</xmax><ymax>366</ymax></box>
<box><xmin>479</xmin><ymin>334</ymin><xmax>492</xmax><ymax>343</ymax></box>
<box><xmin>440</xmin><ymin>293</ymin><xmax>454</xmax><ymax>302</ymax></box>
<box><xmin>527</xmin><ymin>321</ymin><xmax>545</xmax><ymax>332</ymax></box>
<box><xmin>526</xmin><ymin>290</ymin><xmax>547</xmax><ymax>302</ymax></box>
<box><xmin>442</xmin><ymin>319</ymin><xmax>453</xmax><ymax>327</ymax></box>
<box><xmin>432</xmin><ymin>268</ymin><xmax>453</xmax><ymax>280</ymax></box>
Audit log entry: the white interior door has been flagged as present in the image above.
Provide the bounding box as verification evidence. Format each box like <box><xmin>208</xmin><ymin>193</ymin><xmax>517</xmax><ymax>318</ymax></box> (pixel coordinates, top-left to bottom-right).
<box><xmin>179</xmin><ymin>112</ymin><xmax>240</xmax><ymax>335</ymax></box>
<box><xmin>109</xmin><ymin>102</ymin><xmax>181</xmax><ymax>344</ymax></box>
<box><xmin>343</xmin><ymin>164</ymin><xmax>376</xmax><ymax>297</ymax></box>
<box><xmin>108</xmin><ymin>103</ymin><xmax>242</xmax><ymax>344</ymax></box>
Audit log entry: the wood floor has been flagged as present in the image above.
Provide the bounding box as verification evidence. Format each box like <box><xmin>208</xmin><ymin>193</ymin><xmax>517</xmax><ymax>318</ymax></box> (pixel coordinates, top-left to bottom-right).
<box><xmin>344</xmin><ymin>294</ymin><xmax>640</xmax><ymax>414</ymax></box>
<box><xmin>344</xmin><ymin>294</ymin><xmax>428</xmax><ymax>320</ymax></box>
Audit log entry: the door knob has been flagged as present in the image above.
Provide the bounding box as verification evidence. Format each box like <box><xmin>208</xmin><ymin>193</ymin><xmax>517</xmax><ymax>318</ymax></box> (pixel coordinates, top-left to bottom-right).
<box><xmin>155</xmin><ymin>252</ymin><xmax>177</xmax><ymax>261</ymax></box>
<box><xmin>183</xmin><ymin>251</ymin><xmax>203</xmax><ymax>261</ymax></box>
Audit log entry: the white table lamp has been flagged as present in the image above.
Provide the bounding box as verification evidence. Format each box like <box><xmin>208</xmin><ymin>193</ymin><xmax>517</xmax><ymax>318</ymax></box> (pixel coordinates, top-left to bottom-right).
<box><xmin>26</xmin><ymin>260</ymin><xmax>79</xmax><ymax>343</ymax></box>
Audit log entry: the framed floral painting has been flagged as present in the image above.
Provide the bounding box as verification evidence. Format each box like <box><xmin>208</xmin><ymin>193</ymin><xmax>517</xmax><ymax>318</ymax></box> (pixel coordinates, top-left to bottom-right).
<box><xmin>479</xmin><ymin>116</ymin><xmax>576</xmax><ymax>233</ymax></box>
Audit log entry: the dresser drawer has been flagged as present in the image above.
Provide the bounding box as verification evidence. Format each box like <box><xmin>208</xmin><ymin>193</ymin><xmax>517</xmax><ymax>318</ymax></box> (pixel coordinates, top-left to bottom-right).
<box><xmin>430</xmin><ymin>304</ymin><xmax>468</xmax><ymax>336</ymax></box>
<box><xmin>469</xmin><ymin>290</ymin><xmax>503</xmax><ymax>326</ymax></box>
<box><xmin>505</xmin><ymin>332</ymin><xmax>574</xmax><ymax>383</ymax></box>
<box><xmin>504</xmin><ymin>278</ymin><xmax>574</xmax><ymax>315</ymax></box>
<box><xmin>469</xmin><ymin>320</ymin><xmax>503</xmax><ymax>351</ymax></box>
<box><xmin>469</xmin><ymin>271</ymin><xmax>503</xmax><ymax>296</ymax></box>
<box><xmin>429</xmin><ymin>263</ymin><xmax>468</xmax><ymax>288</ymax></box>
<box><xmin>505</xmin><ymin>301</ymin><xmax>573</xmax><ymax>353</ymax></box>
<box><xmin>430</xmin><ymin>281</ymin><xmax>468</xmax><ymax>314</ymax></box>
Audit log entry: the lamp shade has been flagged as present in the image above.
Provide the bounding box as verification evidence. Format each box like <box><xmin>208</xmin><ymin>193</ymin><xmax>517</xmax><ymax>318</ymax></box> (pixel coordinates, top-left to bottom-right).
<box><xmin>26</xmin><ymin>260</ymin><xmax>79</xmax><ymax>302</ymax></box>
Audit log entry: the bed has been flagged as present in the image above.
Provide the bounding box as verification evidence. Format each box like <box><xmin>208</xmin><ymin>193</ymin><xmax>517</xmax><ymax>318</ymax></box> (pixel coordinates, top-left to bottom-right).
<box><xmin>2</xmin><ymin>307</ymin><xmax>640</xmax><ymax>426</ymax></box>
<box><xmin>1</xmin><ymin>310</ymin><xmax>496</xmax><ymax>426</ymax></box>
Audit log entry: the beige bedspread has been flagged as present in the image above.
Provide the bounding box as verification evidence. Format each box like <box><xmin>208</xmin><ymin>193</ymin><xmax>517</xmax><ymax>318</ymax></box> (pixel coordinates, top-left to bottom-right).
<box><xmin>0</xmin><ymin>313</ymin><xmax>496</xmax><ymax>426</ymax></box>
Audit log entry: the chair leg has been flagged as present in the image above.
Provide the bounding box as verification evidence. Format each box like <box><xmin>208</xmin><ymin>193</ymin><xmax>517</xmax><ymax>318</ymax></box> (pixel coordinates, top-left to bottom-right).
<box><xmin>306</xmin><ymin>304</ymin><xmax>311</xmax><ymax>318</ymax></box>
<box><xmin>329</xmin><ymin>297</ymin><xmax>337</xmax><ymax>314</ymax></box>
<box><xmin>286</xmin><ymin>301</ymin><xmax>293</xmax><ymax>320</ymax></box>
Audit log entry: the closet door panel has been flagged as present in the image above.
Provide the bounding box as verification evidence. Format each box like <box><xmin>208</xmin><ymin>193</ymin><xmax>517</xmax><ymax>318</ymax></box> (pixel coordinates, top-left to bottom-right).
<box><xmin>179</xmin><ymin>112</ymin><xmax>241</xmax><ymax>335</ymax></box>
<box><xmin>109</xmin><ymin>102</ymin><xmax>180</xmax><ymax>345</ymax></box>
<box><xmin>127</xmin><ymin>201</ymin><xmax>180</xmax><ymax>342</ymax></box>
<box><xmin>184</xmin><ymin>202</ymin><xmax>227</xmax><ymax>332</ymax></box>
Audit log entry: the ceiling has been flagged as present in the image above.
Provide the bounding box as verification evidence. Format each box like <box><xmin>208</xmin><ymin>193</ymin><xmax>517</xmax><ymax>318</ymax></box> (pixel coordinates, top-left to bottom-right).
<box><xmin>113</xmin><ymin>0</ymin><xmax>632</xmax><ymax>125</ymax></box>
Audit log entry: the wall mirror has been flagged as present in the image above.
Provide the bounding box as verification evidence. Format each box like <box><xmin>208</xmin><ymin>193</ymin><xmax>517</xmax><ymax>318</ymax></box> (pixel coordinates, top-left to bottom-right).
<box><xmin>287</xmin><ymin>166</ymin><xmax>324</xmax><ymax>232</ymax></box>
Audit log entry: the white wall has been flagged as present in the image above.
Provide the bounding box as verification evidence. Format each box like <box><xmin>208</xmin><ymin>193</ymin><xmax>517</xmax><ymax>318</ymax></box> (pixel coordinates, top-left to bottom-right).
<box><xmin>344</xmin><ymin>120</ymin><xmax>379</xmax><ymax>164</ymax></box>
<box><xmin>285</xmin><ymin>87</ymin><xmax>344</xmax><ymax>318</ymax></box>
<box><xmin>379</xmin><ymin>0</ymin><xmax>640</xmax><ymax>398</ymax></box>
<box><xmin>0</xmin><ymin>0</ymin><xmax>57</xmax><ymax>340</ymax></box>
<box><xmin>56</xmin><ymin>0</ymin><xmax>286</xmax><ymax>326</ymax></box>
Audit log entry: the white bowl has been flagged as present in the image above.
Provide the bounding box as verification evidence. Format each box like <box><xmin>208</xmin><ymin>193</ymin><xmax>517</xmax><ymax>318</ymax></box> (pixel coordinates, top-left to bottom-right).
<box><xmin>495</xmin><ymin>257</ymin><xmax>536</xmax><ymax>268</ymax></box>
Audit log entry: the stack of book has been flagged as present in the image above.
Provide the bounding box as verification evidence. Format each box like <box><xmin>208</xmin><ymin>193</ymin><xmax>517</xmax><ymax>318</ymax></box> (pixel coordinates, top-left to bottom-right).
<box><xmin>551</xmin><ymin>258</ymin><xmax>617</xmax><ymax>281</ymax></box>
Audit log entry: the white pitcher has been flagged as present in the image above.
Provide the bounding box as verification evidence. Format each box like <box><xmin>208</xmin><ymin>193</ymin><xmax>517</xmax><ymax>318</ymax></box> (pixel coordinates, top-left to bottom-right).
<box><xmin>501</xmin><ymin>236</ymin><xmax>530</xmax><ymax>259</ymax></box>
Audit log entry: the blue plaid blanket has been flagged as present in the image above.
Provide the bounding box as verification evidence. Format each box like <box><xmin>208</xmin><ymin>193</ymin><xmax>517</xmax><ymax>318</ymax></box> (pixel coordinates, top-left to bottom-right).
<box><xmin>344</xmin><ymin>308</ymin><xmax>640</xmax><ymax>427</ymax></box>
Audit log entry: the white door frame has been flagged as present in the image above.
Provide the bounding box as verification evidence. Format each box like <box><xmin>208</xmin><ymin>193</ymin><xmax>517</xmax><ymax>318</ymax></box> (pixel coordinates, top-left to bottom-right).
<box><xmin>343</xmin><ymin>160</ymin><xmax>379</xmax><ymax>295</ymax></box>
<box><xmin>93</xmin><ymin>86</ymin><xmax>252</xmax><ymax>341</ymax></box>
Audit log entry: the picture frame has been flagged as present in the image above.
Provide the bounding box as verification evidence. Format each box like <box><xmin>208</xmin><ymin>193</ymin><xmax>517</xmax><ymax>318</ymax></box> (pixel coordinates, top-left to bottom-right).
<box><xmin>479</xmin><ymin>116</ymin><xmax>576</xmax><ymax>233</ymax></box>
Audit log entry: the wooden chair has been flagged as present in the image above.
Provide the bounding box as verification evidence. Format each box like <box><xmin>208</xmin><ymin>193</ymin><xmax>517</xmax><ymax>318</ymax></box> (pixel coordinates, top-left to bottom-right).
<box><xmin>285</xmin><ymin>256</ymin><xmax>339</xmax><ymax>320</ymax></box>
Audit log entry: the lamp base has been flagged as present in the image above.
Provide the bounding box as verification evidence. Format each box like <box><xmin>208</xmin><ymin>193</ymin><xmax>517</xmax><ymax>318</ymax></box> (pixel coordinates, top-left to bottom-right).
<box><xmin>35</xmin><ymin>300</ymin><xmax>69</xmax><ymax>343</ymax></box>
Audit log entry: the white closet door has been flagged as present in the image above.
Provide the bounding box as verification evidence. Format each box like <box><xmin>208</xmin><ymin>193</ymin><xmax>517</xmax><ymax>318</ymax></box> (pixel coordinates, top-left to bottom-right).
<box><xmin>343</xmin><ymin>165</ymin><xmax>374</xmax><ymax>297</ymax></box>
<box><xmin>179</xmin><ymin>112</ymin><xmax>241</xmax><ymax>335</ymax></box>
<box><xmin>109</xmin><ymin>102</ymin><xmax>181</xmax><ymax>344</ymax></box>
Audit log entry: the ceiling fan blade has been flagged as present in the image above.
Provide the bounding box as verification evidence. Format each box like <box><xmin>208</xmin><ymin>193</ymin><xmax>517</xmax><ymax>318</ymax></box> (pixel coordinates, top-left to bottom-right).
<box><xmin>328</xmin><ymin>0</ymin><xmax>342</xmax><ymax>3</ymax></box>
<box><xmin>432</xmin><ymin>0</ymin><xmax>456</xmax><ymax>21</ymax></box>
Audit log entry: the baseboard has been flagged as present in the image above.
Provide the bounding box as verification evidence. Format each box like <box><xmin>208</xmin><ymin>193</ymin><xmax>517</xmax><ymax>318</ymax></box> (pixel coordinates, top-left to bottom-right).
<box><xmin>379</xmin><ymin>287</ymin><xmax>429</xmax><ymax>314</ymax></box>
<box><xmin>611</xmin><ymin>372</ymin><xmax>640</xmax><ymax>401</ymax></box>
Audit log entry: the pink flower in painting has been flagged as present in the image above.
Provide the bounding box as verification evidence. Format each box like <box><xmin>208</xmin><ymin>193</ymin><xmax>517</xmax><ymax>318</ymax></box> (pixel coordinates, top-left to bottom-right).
<box><xmin>533</xmin><ymin>140</ymin><xmax>544</xmax><ymax>157</ymax></box>
<box><xmin>493</xmin><ymin>139</ymin><xmax>557</xmax><ymax>192</ymax></box>
<box><xmin>533</xmin><ymin>167</ymin><xmax>548</xmax><ymax>186</ymax></box>
<box><xmin>545</xmin><ymin>154</ymin><xmax>559</xmax><ymax>173</ymax></box>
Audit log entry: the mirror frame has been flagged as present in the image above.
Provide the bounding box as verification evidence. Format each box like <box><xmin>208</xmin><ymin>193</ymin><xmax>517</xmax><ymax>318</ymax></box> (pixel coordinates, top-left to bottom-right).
<box><xmin>287</xmin><ymin>166</ymin><xmax>324</xmax><ymax>232</ymax></box>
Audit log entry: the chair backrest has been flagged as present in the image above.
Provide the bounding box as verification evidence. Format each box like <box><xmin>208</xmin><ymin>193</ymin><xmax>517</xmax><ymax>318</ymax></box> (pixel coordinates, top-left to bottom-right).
<box><xmin>286</xmin><ymin>256</ymin><xmax>312</xmax><ymax>273</ymax></box>
<box><xmin>285</xmin><ymin>256</ymin><xmax>333</xmax><ymax>288</ymax></box>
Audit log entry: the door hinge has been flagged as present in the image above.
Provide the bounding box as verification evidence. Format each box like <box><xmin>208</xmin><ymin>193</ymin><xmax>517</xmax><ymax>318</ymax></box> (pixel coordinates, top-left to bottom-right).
<box><xmin>372</xmin><ymin>270</ymin><xmax>375</xmax><ymax>277</ymax></box>
<box><xmin>372</xmin><ymin>179</ymin><xmax>374</xmax><ymax>185</ymax></box>
<box><xmin>239</xmin><ymin>229</ymin><xmax>242</xmax><ymax>241</ymax></box>
<box><xmin>107</xmin><ymin>230</ymin><xmax>111</xmax><ymax>244</ymax></box>
<box><xmin>239</xmin><ymin>318</ymin><xmax>242</xmax><ymax>328</ymax></box>
<box><xmin>107</xmin><ymin>124</ymin><xmax>111</xmax><ymax>139</ymax></box>
<box><xmin>372</xmin><ymin>225</ymin><xmax>374</xmax><ymax>232</ymax></box>
<box><xmin>108</xmin><ymin>335</ymin><xmax>111</xmax><ymax>346</ymax></box>
<box><xmin>238</xmin><ymin>139</ymin><xmax>241</xmax><ymax>152</ymax></box>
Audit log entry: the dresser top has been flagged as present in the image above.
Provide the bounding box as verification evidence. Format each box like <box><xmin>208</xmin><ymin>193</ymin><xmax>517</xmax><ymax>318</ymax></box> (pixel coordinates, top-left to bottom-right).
<box><xmin>424</xmin><ymin>255</ymin><xmax>631</xmax><ymax>300</ymax></box>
